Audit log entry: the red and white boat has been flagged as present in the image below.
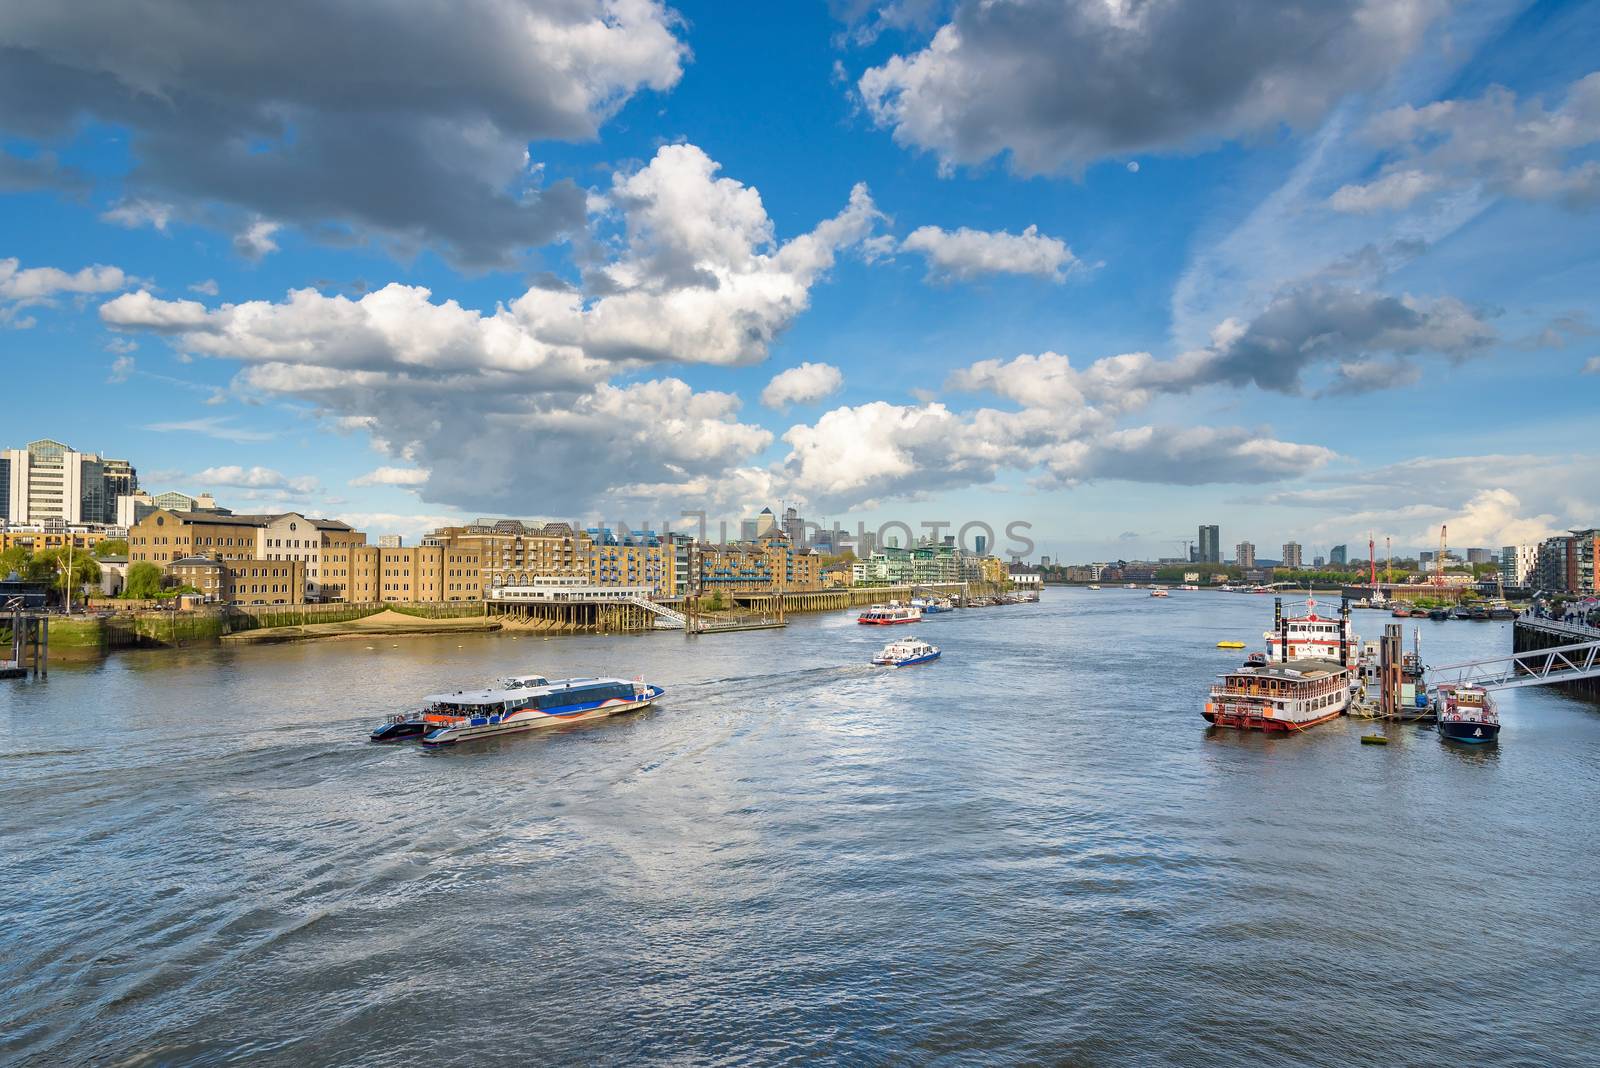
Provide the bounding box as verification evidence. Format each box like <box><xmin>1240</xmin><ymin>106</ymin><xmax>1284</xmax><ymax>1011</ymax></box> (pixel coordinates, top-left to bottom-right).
<box><xmin>1204</xmin><ymin>658</ymin><xmax>1352</xmax><ymax>732</ymax></box>
<box><xmin>1265</xmin><ymin>596</ymin><xmax>1359</xmax><ymax>663</ymax></box>
<box><xmin>857</xmin><ymin>602</ymin><xmax>922</xmax><ymax>625</ymax></box>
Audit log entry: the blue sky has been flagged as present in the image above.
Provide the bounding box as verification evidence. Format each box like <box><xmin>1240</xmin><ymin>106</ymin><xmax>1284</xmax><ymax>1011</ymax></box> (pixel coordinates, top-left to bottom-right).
<box><xmin>2</xmin><ymin>0</ymin><xmax>1597</xmax><ymax>562</ymax></box>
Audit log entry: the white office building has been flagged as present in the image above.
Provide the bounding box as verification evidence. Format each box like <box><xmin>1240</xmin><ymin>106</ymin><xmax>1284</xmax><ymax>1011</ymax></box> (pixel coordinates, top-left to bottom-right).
<box><xmin>1</xmin><ymin>438</ymin><xmax>136</xmax><ymax>526</ymax></box>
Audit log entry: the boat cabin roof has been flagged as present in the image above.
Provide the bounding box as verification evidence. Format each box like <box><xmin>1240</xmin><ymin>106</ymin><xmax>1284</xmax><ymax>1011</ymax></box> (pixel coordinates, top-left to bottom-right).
<box><xmin>1227</xmin><ymin>658</ymin><xmax>1346</xmax><ymax>681</ymax></box>
<box><xmin>424</xmin><ymin>675</ymin><xmax>626</xmax><ymax>706</ymax></box>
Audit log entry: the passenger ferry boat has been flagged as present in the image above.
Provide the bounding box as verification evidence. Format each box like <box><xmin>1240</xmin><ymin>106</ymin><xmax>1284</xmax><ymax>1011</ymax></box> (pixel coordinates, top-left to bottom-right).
<box><xmin>858</xmin><ymin>602</ymin><xmax>922</xmax><ymax>625</ymax></box>
<box><xmin>871</xmin><ymin>637</ymin><xmax>941</xmax><ymax>667</ymax></box>
<box><xmin>1204</xmin><ymin>658</ymin><xmax>1352</xmax><ymax>732</ymax></box>
<box><xmin>371</xmin><ymin>674</ymin><xmax>663</xmax><ymax>745</ymax></box>
<box><xmin>1265</xmin><ymin>596</ymin><xmax>1358</xmax><ymax>663</ymax></box>
<box><xmin>1436</xmin><ymin>684</ymin><xmax>1500</xmax><ymax>744</ymax></box>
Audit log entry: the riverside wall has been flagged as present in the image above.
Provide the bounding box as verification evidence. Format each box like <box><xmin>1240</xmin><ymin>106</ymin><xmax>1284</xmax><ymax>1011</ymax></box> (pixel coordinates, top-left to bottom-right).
<box><xmin>47</xmin><ymin>601</ymin><xmax>487</xmax><ymax>657</ymax></box>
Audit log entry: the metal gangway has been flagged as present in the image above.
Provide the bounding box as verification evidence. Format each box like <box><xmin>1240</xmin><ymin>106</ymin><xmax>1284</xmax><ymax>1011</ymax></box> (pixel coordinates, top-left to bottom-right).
<box><xmin>1426</xmin><ymin>637</ymin><xmax>1600</xmax><ymax>692</ymax></box>
<box><xmin>627</xmin><ymin>596</ymin><xmax>687</xmax><ymax>630</ymax></box>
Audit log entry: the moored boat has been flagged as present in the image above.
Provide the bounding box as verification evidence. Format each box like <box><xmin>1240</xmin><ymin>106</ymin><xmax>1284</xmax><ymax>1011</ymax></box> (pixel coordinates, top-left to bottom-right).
<box><xmin>1087</xmin><ymin>584</ymin><xmax>1101</xmax><ymax>590</ymax></box>
<box><xmin>372</xmin><ymin>674</ymin><xmax>663</xmax><ymax>746</ymax></box>
<box><xmin>1204</xmin><ymin>658</ymin><xmax>1352</xmax><ymax>732</ymax></box>
<box><xmin>858</xmin><ymin>602</ymin><xmax>922</xmax><ymax>625</ymax></box>
<box><xmin>871</xmin><ymin>636</ymin><xmax>940</xmax><ymax>667</ymax></box>
<box><xmin>1264</xmin><ymin>596</ymin><xmax>1358</xmax><ymax>663</ymax></box>
<box><xmin>1435</xmin><ymin>684</ymin><xmax>1500</xmax><ymax>744</ymax></box>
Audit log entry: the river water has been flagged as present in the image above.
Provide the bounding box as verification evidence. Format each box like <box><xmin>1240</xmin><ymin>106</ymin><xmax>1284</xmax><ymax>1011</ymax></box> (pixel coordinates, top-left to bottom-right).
<box><xmin>3</xmin><ymin>590</ymin><xmax>1598</xmax><ymax>1066</ymax></box>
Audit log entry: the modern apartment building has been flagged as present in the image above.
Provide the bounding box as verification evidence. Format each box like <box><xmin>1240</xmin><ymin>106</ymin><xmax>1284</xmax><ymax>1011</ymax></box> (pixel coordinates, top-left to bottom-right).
<box><xmin>1533</xmin><ymin>529</ymin><xmax>1599</xmax><ymax>595</ymax></box>
<box><xmin>1197</xmin><ymin>524</ymin><xmax>1220</xmax><ymax>564</ymax></box>
<box><xmin>587</xmin><ymin>527</ymin><xmax>676</xmax><ymax>598</ymax></box>
<box><xmin>1235</xmin><ymin>541</ymin><xmax>1256</xmax><ymax>569</ymax></box>
<box><xmin>0</xmin><ymin>523</ymin><xmax>128</xmax><ymax>555</ymax></box>
<box><xmin>1329</xmin><ymin>544</ymin><xmax>1347</xmax><ymax>566</ymax></box>
<box><xmin>1500</xmin><ymin>544</ymin><xmax>1538</xmax><ymax>587</ymax></box>
<box><xmin>699</xmin><ymin>530</ymin><xmax>820</xmax><ymax>592</ymax></box>
<box><xmin>1281</xmin><ymin>542</ymin><xmax>1303</xmax><ymax>569</ymax></box>
<box><xmin>1</xmin><ymin>438</ymin><xmax>136</xmax><ymax>525</ymax></box>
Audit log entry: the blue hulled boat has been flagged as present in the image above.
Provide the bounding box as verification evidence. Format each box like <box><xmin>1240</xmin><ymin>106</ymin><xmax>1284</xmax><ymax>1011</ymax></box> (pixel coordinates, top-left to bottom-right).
<box><xmin>371</xmin><ymin>673</ymin><xmax>663</xmax><ymax>745</ymax></box>
<box><xmin>1436</xmin><ymin>684</ymin><xmax>1500</xmax><ymax>744</ymax></box>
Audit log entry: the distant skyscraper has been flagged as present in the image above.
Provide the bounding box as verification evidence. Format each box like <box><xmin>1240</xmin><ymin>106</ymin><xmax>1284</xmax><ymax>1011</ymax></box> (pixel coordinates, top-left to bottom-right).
<box><xmin>1198</xmin><ymin>524</ymin><xmax>1221</xmax><ymax>564</ymax></box>
<box><xmin>1466</xmin><ymin>547</ymin><xmax>1491</xmax><ymax>564</ymax></box>
<box><xmin>975</xmin><ymin>534</ymin><xmax>988</xmax><ymax>556</ymax></box>
<box><xmin>1329</xmin><ymin>544</ymin><xmax>1347</xmax><ymax>565</ymax></box>
<box><xmin>1282</xmin><ymin>542</ymin><xmax>1303</xmax><ymax>569</ymax></box>
<box><xmin>1236</xmin><ymin>541</ymin><xmax>1255</xmax><ymax>568</ymax></box>
<box><xmin>782</xmin><ymin>505</ymin><xmax>804</xmax><ymax>545</ymax></box>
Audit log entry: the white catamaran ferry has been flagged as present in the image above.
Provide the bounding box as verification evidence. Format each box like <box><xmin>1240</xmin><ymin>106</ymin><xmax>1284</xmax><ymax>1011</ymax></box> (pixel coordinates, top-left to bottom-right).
<box><xmin>871</xmin><ymin>637</ymin><xmax>941</xmax><ymax>667</ymax></box>
<box><xmin>858</xmin><ymin>602</ymin><xmax>922</xmax><ymax>625</ymax></box>
<box><xmin>371</xmin><ymin>673</ymin><xmax>664</xmax><ymax>745</ymax></box>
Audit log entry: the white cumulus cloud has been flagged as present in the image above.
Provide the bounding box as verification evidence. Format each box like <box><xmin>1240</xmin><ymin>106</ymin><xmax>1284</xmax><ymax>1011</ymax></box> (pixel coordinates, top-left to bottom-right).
<box><xmin>761</xmin><ymin>362</ymin><xmax>844</xmax><ymax>408</ymax></box>
<box><xmin>350</xmin><ymin>466</ymin><xmax>431</xmax><ymax>487</ymax></box>
<box><xmin>898</xmin><ymin>223</ymin><xmax>1079</xmax><ymax>281</ymax></box>
<box><xmin>192</xmin><ymin>464</ymin><xmax>319</xmax><ymax>493</ymax></box>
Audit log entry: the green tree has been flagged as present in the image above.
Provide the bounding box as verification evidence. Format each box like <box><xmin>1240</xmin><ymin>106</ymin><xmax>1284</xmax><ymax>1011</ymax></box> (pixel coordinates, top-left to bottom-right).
<box><xmin>37</xmin><ymin>547</ymin><xmax>102</xmax><ymax>594</ymax></box>
<box><xmin>124</xmin><ymin>561</ymin><xmax>167</xmax><ymax>599</ymax></box>
<box><xmin>93</xmin><ymin>538</ymin><xmax>130</xmax><ymax>559</ymax></box>
<box><xmin>0</xmin><ymin>545</ymin><xmax>53</xmax><ymax>582</ymax></box>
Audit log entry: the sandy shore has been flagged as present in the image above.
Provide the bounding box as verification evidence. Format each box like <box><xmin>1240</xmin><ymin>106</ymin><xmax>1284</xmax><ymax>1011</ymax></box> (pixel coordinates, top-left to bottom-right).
<box><xmin>222</xmin><ymin>609</ymin><xmax>501</xmax><ymax>645</ymax></box>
